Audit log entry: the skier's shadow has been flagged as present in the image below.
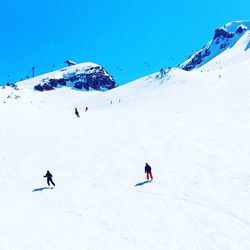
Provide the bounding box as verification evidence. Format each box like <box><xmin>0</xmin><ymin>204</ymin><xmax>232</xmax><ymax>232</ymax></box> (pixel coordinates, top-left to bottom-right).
<box><xmin>32</xmin><ymin>187</ymin><xmax>48</xmax><ymax>192</ymax></box>
<box><xmin>134</xmin><ymin>180</ymin><xmax>150</xmax><ymax>186</ymax></box>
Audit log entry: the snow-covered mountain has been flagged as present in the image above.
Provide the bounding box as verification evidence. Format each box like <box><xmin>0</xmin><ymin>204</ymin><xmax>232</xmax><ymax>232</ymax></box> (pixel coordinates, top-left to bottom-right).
<box><xmin>1</xmin><ymin>21</ymin><xmax>250</xmax><ymax>250</ymax></box>
<box><xmin>13</xmin><ymin>62</ymin><xmax>116</xmax><ymax>91</ymax></box>
<box><xmin>180</xmin><ymin>20</ymin><xmax>250</xmax><ymax>71</ymax></box>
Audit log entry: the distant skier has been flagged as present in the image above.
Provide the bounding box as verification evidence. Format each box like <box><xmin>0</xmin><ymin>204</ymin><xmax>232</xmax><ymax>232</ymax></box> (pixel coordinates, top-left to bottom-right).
<box><xmin>85</xmin><ymin>106</ymin><xmax>88</xmax><ymax>112</ymax></box>
<box><xmin>75</xmin><ymin>107</ymin><xmax>80</xmax><ymax>118</ymax></box>
<box><xmin>44</xmin><ymin>170</ymin><xmax>55</xmax><ymax>187</ymax></box>
<box><xmin>145</xmin><ymin>163</ymin><xmax>153</xmax><ymax>181</ymax></box>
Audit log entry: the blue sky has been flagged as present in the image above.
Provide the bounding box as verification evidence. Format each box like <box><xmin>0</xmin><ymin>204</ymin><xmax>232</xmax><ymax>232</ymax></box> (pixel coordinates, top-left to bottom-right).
<box><xmin>1</xmin><ymin>0</ymin><xmax>250</xmax><ymax>85</ymax></box>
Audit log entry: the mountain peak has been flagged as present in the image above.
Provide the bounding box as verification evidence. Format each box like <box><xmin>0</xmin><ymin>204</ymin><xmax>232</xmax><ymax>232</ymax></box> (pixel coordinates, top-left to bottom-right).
<box><xmin>180</xmin><ymin>20</ymin><xmax>250</xmax><ymax>71</ymax></box>
<box><xmin>16</xmin><ymin>62</ymin><xmax>117</xmax><ymax>91</ymax></box>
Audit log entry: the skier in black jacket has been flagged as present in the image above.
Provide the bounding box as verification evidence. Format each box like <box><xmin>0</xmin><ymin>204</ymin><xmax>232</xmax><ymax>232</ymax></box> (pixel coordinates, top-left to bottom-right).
<box><xmin>44</xmin><ymin>170</ymin><xmax>55</xmax><ymax>187</ymax></box>
<box><xmin>75</xmin><ymin>107</ymin><xmax>80</xmax><ymax>118</ymax></box>
<box><xmin>145</xmin><ymin>163</ymin><xmax>153</xmax><ymax>181</ymax></box>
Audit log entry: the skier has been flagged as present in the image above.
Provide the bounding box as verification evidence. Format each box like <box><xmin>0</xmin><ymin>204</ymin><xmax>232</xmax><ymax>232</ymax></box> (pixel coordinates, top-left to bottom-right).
<box><xmin>44</xmin><ymin>170</ymin><xmax>55</xmax><ymax>187</ymax></box>
<box><xmin>85</xmin><ymin>106</ymin><xmax>88</xmax><ymax>112</ymax></box>
<box><xmin>145</xmin><ymin>163</ymin><xmax>153</xmax><ymax>181</ymax></box>
<box><xmin>75</xmin><ymin>107</ymin><xmax>80</xmax><ymax>118</ymax></box>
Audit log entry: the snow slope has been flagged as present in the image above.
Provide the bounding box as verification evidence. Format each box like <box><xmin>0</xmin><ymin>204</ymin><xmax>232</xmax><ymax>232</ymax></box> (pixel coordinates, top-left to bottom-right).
<box><xmin>1</xmin><ymin>59</ymin><xmax>250</xmax><ymax>250</ymax></box>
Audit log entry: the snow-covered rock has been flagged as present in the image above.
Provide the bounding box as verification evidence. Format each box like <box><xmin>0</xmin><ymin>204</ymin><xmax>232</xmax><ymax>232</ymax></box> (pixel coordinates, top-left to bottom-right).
<box><xmin>180</xmin><ymin>20</ymin><xmax>250</xmax><ymax>71</ymax></box>
<box><xmin>16</xmin><ymin>62</ymin><xmax>116</xmax><ymax>91</ymax></box>
<box><xmin>64</xmin><ymin>60</ymin><xmax>77</xmax><ymax>66</ymax></box>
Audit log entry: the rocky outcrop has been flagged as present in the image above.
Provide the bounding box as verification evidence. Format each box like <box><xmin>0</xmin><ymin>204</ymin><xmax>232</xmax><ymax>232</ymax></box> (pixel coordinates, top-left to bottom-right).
<box><xmin>182</xmin><ymin>49</ymin><xmax>211</xmax><ymax>71</ymax></box>
<box><xmin>180</xmin><ymin>21</ymin><xmax>250</xmax><ymax>71</ymax></box>
<box><xmin>213</xmin><ymin>28</ymin><xmax>234</xmax><ymax>42</ymax></box>
<box><xmin>34</xmin><ymin>64</ymin><xmax>116</xmax><ymax>91</ymax></box>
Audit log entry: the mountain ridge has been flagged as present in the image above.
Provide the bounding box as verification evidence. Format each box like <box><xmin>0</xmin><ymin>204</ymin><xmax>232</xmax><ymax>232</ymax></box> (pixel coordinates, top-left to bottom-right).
<box><xmin>180</xmin><ymin>20</ymin><xmax>250</xmax><ymax>71</ymax></box>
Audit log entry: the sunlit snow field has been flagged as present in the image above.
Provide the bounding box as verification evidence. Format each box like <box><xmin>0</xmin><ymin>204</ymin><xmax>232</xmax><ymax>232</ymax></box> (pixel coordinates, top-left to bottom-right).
<box><xmin>1</xmin><ymin>60</ymin><xmax>250</xmax><ymax>250</ymax></box>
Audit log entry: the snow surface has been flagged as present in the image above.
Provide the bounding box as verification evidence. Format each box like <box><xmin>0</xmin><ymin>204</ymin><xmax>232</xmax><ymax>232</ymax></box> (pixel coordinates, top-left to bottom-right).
<box><xmin>1</xmin><ymin>56</ymin><xmax>250</xmax><ymax>250</ymax></box>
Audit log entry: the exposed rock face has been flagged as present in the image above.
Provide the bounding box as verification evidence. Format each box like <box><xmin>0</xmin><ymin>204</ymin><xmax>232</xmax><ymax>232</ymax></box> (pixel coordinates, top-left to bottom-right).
<box><xmin>182</xmin><ymin>49</ymin><xmax>211</xmax><ymax>71</ymax></box>
<box><xmin>213</xmin><ymin>28</ymin><xmax>234</xmax><ymax>42</ymax></box>
<box><xmin>34</xmin><ymin>63</ymin><xmax>116</xmax><ymax>91</ymax></box>
<box><xmin>236</xmin><ymin>25</ymin><xmax>247</xmax><ymax>35</ymax></box>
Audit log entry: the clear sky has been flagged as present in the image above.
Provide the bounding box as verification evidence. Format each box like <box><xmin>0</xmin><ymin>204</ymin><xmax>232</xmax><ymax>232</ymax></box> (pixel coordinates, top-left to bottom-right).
<box><xmin>1</xmin><ymin>0</ymin><xmax>250</xmax><ymax>85</ymax></box>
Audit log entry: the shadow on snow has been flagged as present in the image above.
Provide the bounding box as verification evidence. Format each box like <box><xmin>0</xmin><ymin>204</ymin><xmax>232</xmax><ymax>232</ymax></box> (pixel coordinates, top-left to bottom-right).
<box><xmin>32</xmin><ymin>187</ymin><xmax>48</xmax><ymax>192</ymax></box>
<box><xmin>134</xmin><ymin>180</ymin><xmax>150</xmax><ymax>186</ymax></box>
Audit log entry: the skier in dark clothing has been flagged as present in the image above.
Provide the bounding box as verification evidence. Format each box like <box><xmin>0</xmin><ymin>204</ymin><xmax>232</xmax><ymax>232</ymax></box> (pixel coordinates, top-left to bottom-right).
<box><xmin>145</xmin><ymin>163</ymin><xmax>153</xmax><ymax>181</ymax></box>
<box><xmin>44</xmin><ymin>170</ymin><xmax>55</xmax><ymax>187</ymax></box>
<box><xmin>75</xmin><ymin>107</ymin><xmax>80</xmax><ymax>118</ymax></box>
